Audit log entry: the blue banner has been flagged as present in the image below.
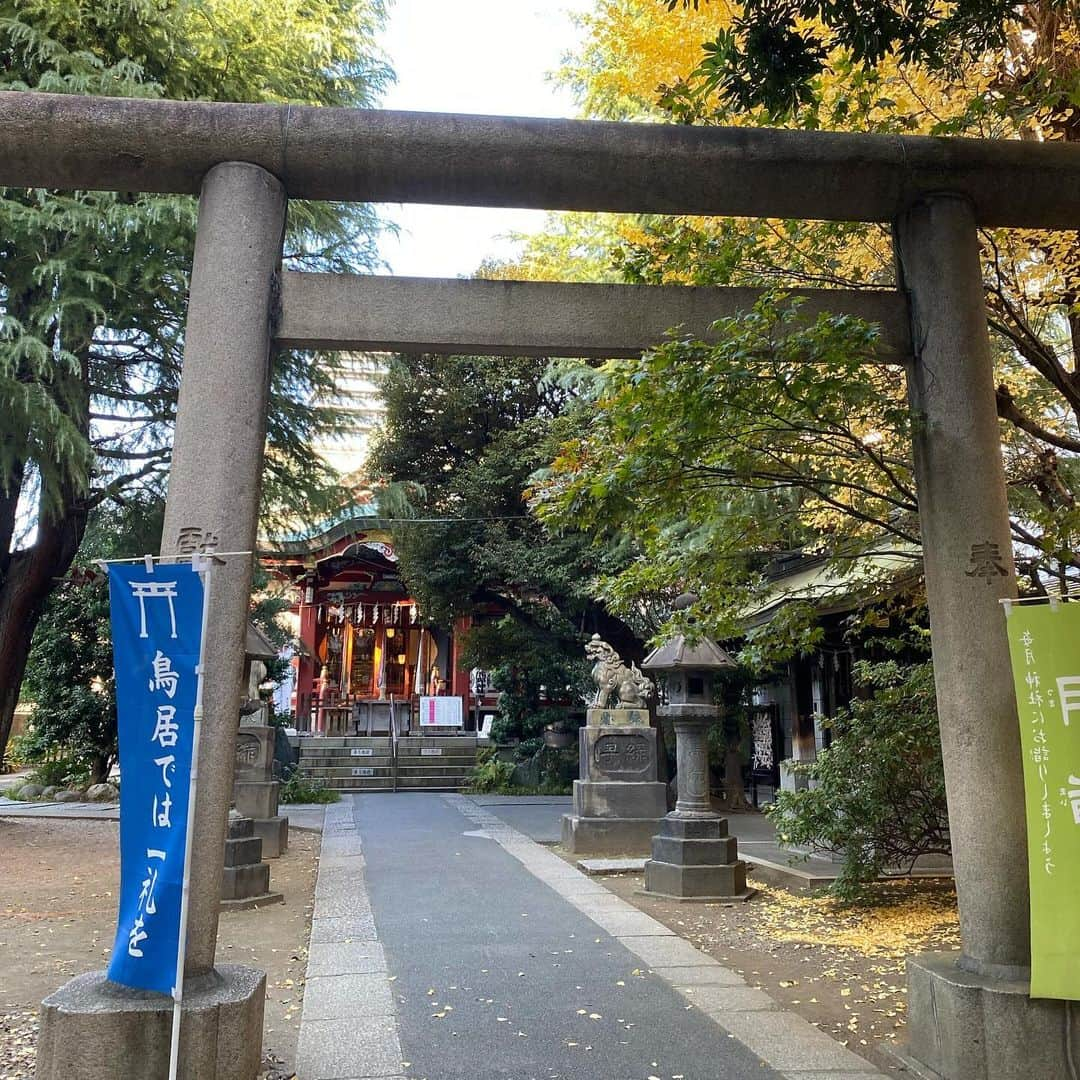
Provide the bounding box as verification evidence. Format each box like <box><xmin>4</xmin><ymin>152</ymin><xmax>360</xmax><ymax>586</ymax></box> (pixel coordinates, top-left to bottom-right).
<box><xmin>106</xmin><ymin>561</ymin><xmax>204</xmax><ymax>996</ymax></box>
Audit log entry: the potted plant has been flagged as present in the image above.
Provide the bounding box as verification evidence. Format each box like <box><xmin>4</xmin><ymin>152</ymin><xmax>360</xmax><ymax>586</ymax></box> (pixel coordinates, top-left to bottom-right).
<box><xmin>542</xmin><ymin>716</ymin><xmax>577</xmax><ymax>749</ymax></box>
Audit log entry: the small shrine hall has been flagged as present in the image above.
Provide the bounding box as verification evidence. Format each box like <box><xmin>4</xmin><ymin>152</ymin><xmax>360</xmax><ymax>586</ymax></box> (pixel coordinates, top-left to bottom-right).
<box><xmin>261</xmin><ymin>506</ymin><xmax>487</xmax><ymax>735</ymax></box>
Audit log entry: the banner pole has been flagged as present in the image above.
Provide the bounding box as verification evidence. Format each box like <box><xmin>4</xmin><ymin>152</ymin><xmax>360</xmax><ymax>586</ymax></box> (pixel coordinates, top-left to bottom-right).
<box><xmin>168</xmin><ymin>555</ymin><xmax>213</xmax><ymax>1080</ymax></box>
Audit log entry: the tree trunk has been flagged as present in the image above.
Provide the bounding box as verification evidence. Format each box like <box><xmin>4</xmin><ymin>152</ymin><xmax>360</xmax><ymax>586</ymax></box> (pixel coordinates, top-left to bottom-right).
<box><xmin>0</xmin><ymin>497</ymin><xmax>90</xmax><ymax>768</ymax></box>
<box><xmin>0</xmin><ymin>329</ymin><xmax>92</xmax><ymax>769</ymax></box>
<box><xmin>89</xmin><ymin>751</ymin><xmax>110</xmax><ymax>787</ymax></box>
<box><xmin>722</xmin><ymin>746</ymin><xmax>750</xmax><ymax>810</ymax></box>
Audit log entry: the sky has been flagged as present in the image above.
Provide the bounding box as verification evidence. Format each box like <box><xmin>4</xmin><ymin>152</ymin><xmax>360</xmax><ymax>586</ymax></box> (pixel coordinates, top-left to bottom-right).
<box><xmin>373</xmin><ymin>0</ymin><xmax>592</xmax><ymax>278</ymax></box>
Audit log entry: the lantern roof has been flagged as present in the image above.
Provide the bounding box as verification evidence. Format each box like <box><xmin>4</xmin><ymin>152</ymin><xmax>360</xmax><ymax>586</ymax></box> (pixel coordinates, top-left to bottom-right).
<box><xmin>641</xmin><ymin>633</ymin><xmax>738</xmax><ymax>673</ymax></box>
<box><xmin>245</xmin><ymin>621</ymin><xmax>279</xmax><ymax>661</ymax></box>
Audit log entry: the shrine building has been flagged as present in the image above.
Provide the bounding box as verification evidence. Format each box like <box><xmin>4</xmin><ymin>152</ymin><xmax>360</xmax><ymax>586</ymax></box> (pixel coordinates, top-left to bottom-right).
<box><xmin>260</xmin><ymin>503</ymin><xmax>496</xmax><ymax>737</ymax></box>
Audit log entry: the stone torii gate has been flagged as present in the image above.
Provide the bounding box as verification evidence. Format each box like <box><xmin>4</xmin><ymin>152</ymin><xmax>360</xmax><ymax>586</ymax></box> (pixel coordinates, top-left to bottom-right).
<box><xmin>5</xmin><ymin>92</ymin><xmax>1074</xmax><ymax>1079</ymax></box>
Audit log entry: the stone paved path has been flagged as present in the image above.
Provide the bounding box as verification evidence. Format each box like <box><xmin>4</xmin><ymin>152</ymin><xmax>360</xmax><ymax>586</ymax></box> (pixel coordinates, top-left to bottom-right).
<box><xmin>296</xmin><ymin>793</ymin><xmax>882</xmax><ymax>1080</ymax></box>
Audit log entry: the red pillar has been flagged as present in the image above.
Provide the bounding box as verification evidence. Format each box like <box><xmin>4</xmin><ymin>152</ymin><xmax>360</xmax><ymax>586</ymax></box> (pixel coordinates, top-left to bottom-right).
<box><xmin>452</xmin><ymin>615</ymin><xmax>472</xmax><ymax>723</ymax></box>
<box><xmin>296</xmin><ymin>601</ymin><xmax>318</xmax><ymax>731</ymax></box>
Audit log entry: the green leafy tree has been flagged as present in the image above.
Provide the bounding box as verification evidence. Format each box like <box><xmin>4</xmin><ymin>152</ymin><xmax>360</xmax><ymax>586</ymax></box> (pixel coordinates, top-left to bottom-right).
<box><xmin>20</xmin><ymin>495</ymin><xmax>165</xmax><ymax>785</ymax></box>
<box><xmin>541</xmin><ymin>2</ymin><xmax>1080</xmax><ymax>641</ymax></box>
<box><xmin>766</xmin><ymin>654</ymin><xmax>948</xmax><ymax>901</ymax></box>
<box><xmin>663</xmin><ymin>0</ymin><xmax>1039</xmax><ymax>119</ymax></box>
<box><xmin>535</xmin><ymin>295</ymin><xmax>923</xmax><ymax>661</ymax></box>
<box><xmin>19</xmin><ymin>569</ymin><xmax>116</xmax><ymax>786</ymax></box>
<box><xmin>367</xmin><ymin>352</ymin><xmax>649</xmax><ymax>668</ymax></box>
<box><xmin>0</xmin><ymin>0</ymin><xmax>393</xmax><ymax>766</ymax></box>
<box><xmin>464</xmin><ymin>616</ymin><xmax>591</xmax><ymax>747</ymax></box>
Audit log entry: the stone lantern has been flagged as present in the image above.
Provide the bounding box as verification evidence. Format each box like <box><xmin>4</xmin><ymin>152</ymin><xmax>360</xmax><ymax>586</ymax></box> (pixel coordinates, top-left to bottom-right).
<box><xmin>641</xmin><ymin>597</ymin><xmax>752</xmax><ymax>900</ymax></box>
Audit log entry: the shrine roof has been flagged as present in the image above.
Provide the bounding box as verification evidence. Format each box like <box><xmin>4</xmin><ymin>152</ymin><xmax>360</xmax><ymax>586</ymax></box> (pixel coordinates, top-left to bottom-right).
<box><xmin>259</xmin><ymin>505</ymin><xmax>383</xmax><ymax>558</ymax></box>
<box><xmin>742</xmin><ymin>542</ymin><xmax>921</xmax><ymax>631</ymax></box>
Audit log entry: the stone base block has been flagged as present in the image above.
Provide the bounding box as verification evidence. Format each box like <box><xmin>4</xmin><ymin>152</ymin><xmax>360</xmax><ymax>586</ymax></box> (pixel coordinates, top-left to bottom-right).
<box><xmin>660</xmin><ymin>814</ymin><xmax>729</xmax><ymax>839</ymax></box>
<box><xmin>580</xmin><ymin>726</ymin><xmax>659</xmax><ymax>782</ymax></box>
<box><xmin>561</xmin><ymin>814</ymin><xmax>664</xmax><ymax>855</ymax></box>
<box><xmin>651</xmin><ymin>833</ymin><xmax>738</xmax><ymax>866</ymax></box>
<box><xmin>644</xmin><ymin>856</ymin><xmax>748</xmax><ymax>899</ymax></box>
<box><xmin>223</xmin><ymin>836</ymin><xmax>262</xmax><ymax>868</ymax></box>
<box><xmin>36</xmin><ymin>965</ymin><xmax>265</xmax><ymax>1080</ymax></box>
<box><xmin>234</xmin><ymin>780</ymin><xmax>279</xmax><ymax>822</ymax></box>
<box><xmin>219</xmin><ymin>891</ymin><xmax>284</xmax><ymax>912</ymax></box>
<box><xmin>227</xmin><ymin>815</ymin><xmax>254</xmax><ymax>839</ymax></box>
<box><xmin>222</xmin><ymin>861</ymin><xmax>269</xmax><ymax>901</ymax></box>
<box><xmin>234</xmin><ymin>725</ymin><xmax>276</xmax><ymax>782</ymax></box>
<box><xmin>573</xmin><ymin>780</ymin><xmax>667</xmax><ymax>819</ymax></box>
<box><xmin>903</xmin><ymin>951</ymin><xmax>1080</xmax><ymax>1080</ymax></box>
<box><xmin>586</xmin><ymin>706</ymin><xmax>649</xmax><ymax>727</ymax></box>
<box><xmin>251</xmin><ymin>815</ymin><xmax>289</xmax><ymax>858</ymax></box>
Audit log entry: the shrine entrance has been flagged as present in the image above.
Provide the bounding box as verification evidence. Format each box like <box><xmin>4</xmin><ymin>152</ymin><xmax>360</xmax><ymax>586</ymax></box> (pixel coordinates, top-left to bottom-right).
<box><xmin>11</xmin><ymin>90</ymin><xmax>1080</xmax><ymax>1080</ymax></box>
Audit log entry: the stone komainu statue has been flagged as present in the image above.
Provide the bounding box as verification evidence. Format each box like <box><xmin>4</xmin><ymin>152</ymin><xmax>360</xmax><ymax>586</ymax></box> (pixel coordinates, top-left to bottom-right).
<box><xmin>585</xmin><ymin>634</ymin><xmax>653</xmax><ymax>709</ymax></box>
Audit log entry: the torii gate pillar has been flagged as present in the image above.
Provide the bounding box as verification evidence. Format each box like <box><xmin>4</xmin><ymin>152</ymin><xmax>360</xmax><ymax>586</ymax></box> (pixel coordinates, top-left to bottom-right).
<box><xmin>897</xmin><ymin>195</ymin><xmax>1079</xmax><ymax>1077</ymax></box>
<box><xmin>35</xmin><ymin>162</ymin><xmax>284</xmax><ymax>1080</ymax></box>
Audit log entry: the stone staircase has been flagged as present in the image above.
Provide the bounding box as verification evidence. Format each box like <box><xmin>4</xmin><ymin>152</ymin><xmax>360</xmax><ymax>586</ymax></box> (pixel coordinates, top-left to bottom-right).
<box><xmin>296</xmin><ymin>735</ymin><xmax>478</xmax><ymax>793</ymax></box>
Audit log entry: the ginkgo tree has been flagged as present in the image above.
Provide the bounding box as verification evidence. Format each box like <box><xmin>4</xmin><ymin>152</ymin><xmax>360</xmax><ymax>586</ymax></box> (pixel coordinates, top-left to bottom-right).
<box><xmin>530</xmin><ymin>0</ymin><xmax>1080</xmax><ymax>651</ymax></box>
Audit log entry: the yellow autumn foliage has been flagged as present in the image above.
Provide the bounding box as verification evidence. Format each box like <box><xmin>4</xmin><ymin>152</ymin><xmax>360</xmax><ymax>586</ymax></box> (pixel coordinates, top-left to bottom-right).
<box><xmin>490</xmin><ymin>2</ymin><xmax>1080</xmax><ymax>577</ymax></box>
<box><xmin>747</xmin><ymin>878</ymin><xmax>960</xmax><ymax>959</ymax></box>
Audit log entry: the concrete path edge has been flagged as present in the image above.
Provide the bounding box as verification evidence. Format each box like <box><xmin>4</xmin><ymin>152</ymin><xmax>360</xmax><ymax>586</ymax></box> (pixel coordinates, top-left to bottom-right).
<box><xmin>449</xmin><ymin>795</ymin><xmax>884</xmax><ymax>1080</ymax></box>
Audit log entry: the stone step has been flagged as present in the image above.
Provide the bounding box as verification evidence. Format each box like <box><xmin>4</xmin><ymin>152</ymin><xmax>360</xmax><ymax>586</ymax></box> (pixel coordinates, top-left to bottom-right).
<box><xmin>299</xmin><ymin>764</ymin><xmax>475</xmax><ymax>780</ymax></box>
<box><xmin>295</xmin><ymin>737</ymin><xmax>392</xmax><ymax>750</ymax></box>
<box><xmin>317</xmin><ymin>775</ymin><xmax>469</xmax><ymax>793</ymax></box>
<box><xmin>322</xmin><ymin>778</ymin><xmax>394</xmax><ymax>792</ymax></box>
<box><xmin>296</xmin><ymin>735</ymin><xmax>479</xmax><ymax>746</ymax></box>
<box><xmin>299</xmin><ymin>753</ymin><xmax>394</xmax><ymax>766</ymax></box>
<box><xmin>399</xmin><ymin>738</ymin><xmax>479</xmax><ymax>747</ymax></box>
<box><xmin>301</xmin><ymin>766</ymin><xmax>394</xmax><ymax>779</ymax></box>
<box><xmin>298</xmin><ymin>750</ymin><xmax>476</xmax><ymax>765</ymax></box>
<box><xmin>397</xmin><ymin>764</ymin><xmax>473</xmax><ymax>773</ymax></box>
<box><xmin>400</xmin><ymin>753</ymin><xmax>476</xmax><ymax>763</ymax></box>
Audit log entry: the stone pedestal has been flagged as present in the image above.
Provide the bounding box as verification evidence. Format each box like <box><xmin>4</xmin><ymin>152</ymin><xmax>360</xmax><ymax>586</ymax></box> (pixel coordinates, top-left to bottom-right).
<box><xmin>251</xmin><ymin>814</ymin><xmax>289</xmax><ymax>859</ymax></box>
<box><xmin>35</xmin><ymin>965</ymin><xmax>265</xmax><ymax>1080</ymax></box>
<box><xmin>234</xmin><ymin>725</ymin><xmax>288</xmax><ymax>858</ymax></box>
<box><xmin>644</xmin><ymin>710</ymin><xmax>751</xmax><ymax>901</ymax></box>
<box><xmin>561</xmin><ymin>707</ymin><xmax>666</xmax><ymax>855</ymax></box>
<box><xmin>644</xmin><ymin>815</ymin><xmax>750</xmax><ymax>900</ymax></box>
<box><xmin>903</xmin><ymin>952</ymin><xmax>1080</xmax><ymax>1079</ymax></box>
<box><xmin>222</xmin><ymin>815</ymin><xmax>282</xmax><ymax>910</ymax></box>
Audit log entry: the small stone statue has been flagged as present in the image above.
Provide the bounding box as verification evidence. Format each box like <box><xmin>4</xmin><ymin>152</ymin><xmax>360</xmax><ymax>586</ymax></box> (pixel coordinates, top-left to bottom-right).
<box><xmin>247</xmin><ymin>659</ymin><xmax>268</xmax><ymax>702</ymax></box>
<box><xmin>585</xmin><ymin>635</ymin><xmax>653</xmax><ymax>709</ymax></box>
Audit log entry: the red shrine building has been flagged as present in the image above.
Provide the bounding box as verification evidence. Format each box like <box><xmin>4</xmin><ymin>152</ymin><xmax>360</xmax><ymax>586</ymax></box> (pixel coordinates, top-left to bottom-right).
<box><xmin>261</xmin><ymin>505</ymin><xmax>495</xmax><ymax>735</ymax></box>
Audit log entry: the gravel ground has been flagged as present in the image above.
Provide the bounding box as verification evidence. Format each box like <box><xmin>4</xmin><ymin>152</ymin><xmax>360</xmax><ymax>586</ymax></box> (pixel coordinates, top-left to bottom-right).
<box><xmin>0</xmin><ymin>816</ymin><xmax>318</xmax><ymax>1078</ymax></box>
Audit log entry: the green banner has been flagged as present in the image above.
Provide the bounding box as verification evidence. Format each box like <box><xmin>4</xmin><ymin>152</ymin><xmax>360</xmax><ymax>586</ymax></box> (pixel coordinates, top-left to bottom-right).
<box><xmin>1006</xmin><ymin>600</ymin><xmax>1080</xmax><ymax>1000</ymax></box>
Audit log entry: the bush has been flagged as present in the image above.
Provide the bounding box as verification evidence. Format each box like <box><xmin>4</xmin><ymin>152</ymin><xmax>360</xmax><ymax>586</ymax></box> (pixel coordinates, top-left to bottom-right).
<box><xmin>514</xmin><ymin>736</ymin><xmax>544</xmax><ymax>761</ymax></box>
<box><xmin>766</xmin><ymin>658</ymin><xmax>948</xmax><ymax>903</ymax></box>
<box><xmin>27</xmin><ymin>755</ymin><xmax>90</xmax><ymax>791</ymax></box>
<box><xmin>280</xmin><ymin>771</ymin><xmax>340</xmax><ymax>804</ymax></box>
<box><xmin>463</xmin><ymin>747</ymin><xmax>516</xmax><ymax>793</ymax></box>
